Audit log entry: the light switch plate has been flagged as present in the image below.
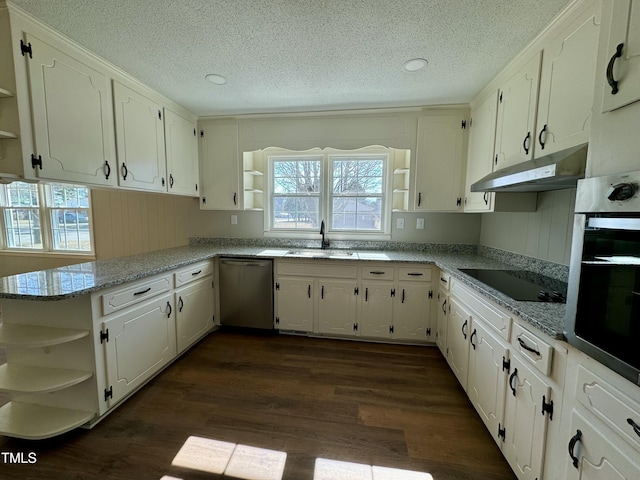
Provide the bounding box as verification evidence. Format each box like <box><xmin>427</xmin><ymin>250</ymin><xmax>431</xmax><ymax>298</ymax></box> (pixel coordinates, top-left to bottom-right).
<box><xmin>416</xmin><ymin>218</ymin><xmax>425</xmax><ymax>229</ymax></box>
<box><xmin>231</xmin><ymin>215</ymin><xmax>238</xmax><ymax>225</ymax></box>
<box><xmin>396</xmin><ymin>217</ymin><xmax>405</xmax><ymax>229</ymax></box>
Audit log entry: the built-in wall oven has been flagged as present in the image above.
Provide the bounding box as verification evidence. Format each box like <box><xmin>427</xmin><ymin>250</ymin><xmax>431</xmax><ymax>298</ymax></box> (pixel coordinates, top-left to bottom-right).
<box><xmin>565</xmin><ymin>170</ymin><xmax>640</xmax><ymax>386</ymax></box>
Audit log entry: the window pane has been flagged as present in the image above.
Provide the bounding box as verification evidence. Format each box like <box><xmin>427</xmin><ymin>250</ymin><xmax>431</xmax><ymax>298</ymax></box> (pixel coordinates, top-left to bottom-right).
<box><xmin>273</xmin><ymin>196</ymin><xmax>319</xmax><ymax>229</ymax></box>
<box><xmin>50</xmin><ymin>208</ymin><xmax>91</xmax><ymax>251</ymax></box>
<box><xmin>332</xmin><ymin>158</ymin><xmax>383</xmax><ymax>195</ymax></box>
<box><xmin>51</xmin><ymin>184</ymin><xmax>89</xmax><ymax>208</ymax></box>
<box><xmin>273</xmin><ymin>159</ymin><xmax>321</xmax><ymax>194</ymax></box>
<box><xmin>332</xmin><ymin>197</ymin><xmax>381</xmax><ymax>231</ymax></box>
<box><xmin>3</xmin><ymin>182</ymin><xmax>39</xmax><ymax>207</ymax></box>
<box><xmin>4</xmin><ymin>208</ymin><xmax>42</xmax><ymax>248</ymax></box>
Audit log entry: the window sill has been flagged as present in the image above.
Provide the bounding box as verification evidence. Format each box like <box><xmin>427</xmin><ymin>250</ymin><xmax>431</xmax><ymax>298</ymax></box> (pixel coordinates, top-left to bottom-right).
<box><xmin>263</xmin><ymin>231</ymin><xmax>391</xmax><ymax>242</ymax></box>
<box><xmin>0</xmin><ymin>250</ymin><xmax>96</xmax><ymax>261</ymax></box>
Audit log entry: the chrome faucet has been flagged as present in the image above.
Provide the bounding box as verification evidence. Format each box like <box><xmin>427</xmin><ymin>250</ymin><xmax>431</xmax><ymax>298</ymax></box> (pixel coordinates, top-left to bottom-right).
<box><xmin>319</xmin><ymin>220</ymin><xmax>330</xmax><ymax>249</ymax></box>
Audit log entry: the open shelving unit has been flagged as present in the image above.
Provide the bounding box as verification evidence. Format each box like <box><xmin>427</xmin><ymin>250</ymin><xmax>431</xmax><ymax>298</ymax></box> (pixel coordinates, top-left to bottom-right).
<box><xmin>391</xmin><ymin>149</ymin><xmax>411</xmax><ymax>211</ymax></box>
<box><xmin>243</xmin><ymin>150</ymin><xmax>265</xmax><ymax>210</ymax></box>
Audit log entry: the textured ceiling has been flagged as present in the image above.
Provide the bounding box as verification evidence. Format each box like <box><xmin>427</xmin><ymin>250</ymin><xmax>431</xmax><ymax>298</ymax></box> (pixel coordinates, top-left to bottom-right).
<box><xmin>9</xmin><ymin>0</ymin><xmax>572</xmax><ymax>116</ymax></box>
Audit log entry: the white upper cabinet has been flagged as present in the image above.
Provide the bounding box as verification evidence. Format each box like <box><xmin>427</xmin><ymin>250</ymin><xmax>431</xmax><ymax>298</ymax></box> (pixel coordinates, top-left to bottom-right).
<box><xmin>414</xmin><ymin>110</ymin><xmax>467</xmax><ymax>212</ymax></box>
<box><xmin>536</xmin><ymin>0</ymin><xmax>601</xmax><ymax>156</ymax></box>
<box><xmin>164</xmin><ymin>108</ymin><xmax>199</xmax><ymax>196</ymax></box>
<box><xmin>464</xmin><ymin>91</ymin><xmax>498</xmax><ymax>212</ymax></box>
<box><xmin>22</xmin><ymin>33</ymin><xmax>116</xmax><ymax>186</ymax></box>
<box><xmin>113</xmin><ymin>81</ymin><xmax>166</xmax><ymax>192</ymax></box>
<box><xmin>494</xmin><ymin>52</ymin><xmax>541</xmax><ymax>171</ymax></box>
<box><xmin>199</xmin><ymin>120</ymin><xmax>240</xmax><ymax>210</ymax></box>
<box><xmin>601</xmin><ymin>0</ymin><xmax>640</xmax><ymax>112</ymax></box>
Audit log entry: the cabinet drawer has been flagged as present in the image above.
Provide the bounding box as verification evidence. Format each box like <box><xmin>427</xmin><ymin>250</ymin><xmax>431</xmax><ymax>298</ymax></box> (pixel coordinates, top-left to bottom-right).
<box><xmin>398</xmin><ymin>266</ymin><xmax>432</xmax><ymax>282</ymax></box>
<box><xmin>451</xmin><ymin>278</ymin><xmax>512</xmax><ymax>341</ymax></box>
<box><xmin>511</xmin><ymin>322</ymin><xmax>553</xmax><ymax>376</ymax></box>
<box><xmin>101</xmin><ymin>275</ymin><xmax>172</xmax><ymax>316</ymax></box>
<box><xmin>439</xmin><ymin>271</ymin><xmax>451</xmax><ymax>291</ymax></box>
<box><xmin>276</xmin><ymin>260</ymin><xmax>357</xmax><ymax>278</ymax></box>
<box><xmin>361</xmin><ymin>266</ymin><xmax>395</xmax><ymax>280</ymax></box>
<box><xmin>174</xmin><ymin>260</ymin><xmax>213</xmax><ymax>287</ymax></box>
<box><xmin>575</xmin><ymin>364</ymin><xmax>640</xmax><ymax>451</ymax></box>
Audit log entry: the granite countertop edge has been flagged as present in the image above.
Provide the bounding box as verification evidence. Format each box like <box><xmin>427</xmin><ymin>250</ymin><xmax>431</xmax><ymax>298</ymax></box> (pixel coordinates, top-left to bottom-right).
<box><xmin>0</xmin><ymin>244</ymin><xmax>566</xmax><ymax>339</ymax></box>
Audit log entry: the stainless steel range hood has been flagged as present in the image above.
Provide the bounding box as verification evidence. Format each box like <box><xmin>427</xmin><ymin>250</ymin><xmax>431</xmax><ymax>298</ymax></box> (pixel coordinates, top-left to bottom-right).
<box><xmin>470</xmin><ymin>143</ymin><xmax>587</xmax><ymax>193</ymax></box>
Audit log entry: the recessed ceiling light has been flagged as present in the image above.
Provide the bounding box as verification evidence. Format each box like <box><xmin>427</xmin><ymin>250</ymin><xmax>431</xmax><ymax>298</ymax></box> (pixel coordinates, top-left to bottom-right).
<box><xmin>205</xmin><ymin>74</ymin><xmax>227</xmax><ymax>85</ymax></box>
<box><xmin>403</xmin><ymin>58</ymin><xmax>428</xmax><ymax>72</ymax></box>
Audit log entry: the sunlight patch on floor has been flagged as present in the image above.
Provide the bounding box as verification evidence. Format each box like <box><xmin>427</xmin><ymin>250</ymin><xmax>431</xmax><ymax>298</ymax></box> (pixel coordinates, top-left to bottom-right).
<box><xmin>169</xmin><ymin>435</ymin><xmax>286</xmax><ymax>480</ymax></box>
<box><xmin>314</xmin><ymin>458</ymin><xmax>433</xmax><ymax>480</ymax></box>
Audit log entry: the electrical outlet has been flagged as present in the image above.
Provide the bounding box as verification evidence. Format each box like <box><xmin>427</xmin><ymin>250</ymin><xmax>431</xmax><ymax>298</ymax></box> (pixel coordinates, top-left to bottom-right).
<box><xmin>231</xmin><ymin>215</ymin><xmax>238</xmax><ymax>225</ymax></box>
<box><xmin>417</xmin><ymin>218</ymin><xmax>425</xmax><ymax>229</ymax></box>
<box><xmin>396</xmin><ymin>217</ymin><xmax>405</xmax><ymax>229</ymax></box>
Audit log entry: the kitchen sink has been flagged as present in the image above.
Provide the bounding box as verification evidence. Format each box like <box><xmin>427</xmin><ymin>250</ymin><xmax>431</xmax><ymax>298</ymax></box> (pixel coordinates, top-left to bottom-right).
<box><xmin>285</xmin><ymin>249</ymin><xmax>355</xmax><ymax>258</ymax></box>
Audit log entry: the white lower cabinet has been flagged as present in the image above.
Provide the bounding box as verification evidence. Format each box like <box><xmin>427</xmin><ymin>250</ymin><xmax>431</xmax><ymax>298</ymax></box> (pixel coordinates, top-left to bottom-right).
<box><xmin>446</xmin><ymin>297</ymin><xmax>472</xmax><ymax>390</ymax></box>
<box><xmin>360</xmin><ymin>281</ymin><xmax>395</xmax><ymax>337</ymax></box>
<box><xmin>393</xmin><ymin>282</ymin><xmax>432</xmax><ymax>341</ymax></box>
<box><xmin>175</xmin><ymin>276</ymin><xmax>214</xmax><ymax>353</ymax></box>
<box><xmin>318</xmin><ymin>280</ymin><xmax>358</xmax><ymax>335</ymax></box>
<box><xmin>275</xmin><ymin>277</ymin><xmax>314</xmax><ymax>332</ymax></box>
<box><xmin>101</xmin><ymin>293</ymin><xmax>176</xmax><ymax>407</ymax></box>
<box><xmin>435</xmin><ymin>291</ymin><xmax>448</xmax><ymax>355</ymax></box>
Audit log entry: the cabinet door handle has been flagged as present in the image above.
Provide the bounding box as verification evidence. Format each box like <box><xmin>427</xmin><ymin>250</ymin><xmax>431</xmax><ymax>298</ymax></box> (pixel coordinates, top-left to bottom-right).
<box><xmin>442</xmin><ymin>299</ymin><xmax>447</xmax><ymax>314</ymax></box>
<box><xmin>418</xmin><ymin>192</ymin><xmax>422</xmax><ymax>207</ymax></box>
<box><xmin>523</xmin><ymin>131</ymin><xmax>531</xmax><ymax>155</ymax></box>
<box><xmin>307</xmin><ymin>284</ymin><xmax>311</xmax><ymax>298</ymax></box>
<box><xmin>509</xmin><ymin>368</ymin><xmax>518</xmax><ymax>397</ymax></box>
<box><xmin>470</xmin><ymin>329</ymin><xmax>477</xmax><ymax>350</ymax></box>
<box><xmin>321</xmin><ymin>285</ymin><xmax>324</xmax><ymax>299</ymax></box>
<box><xmin>461</xmin><ymin>319</ymin><xmax>468</xmax><ymax>339</ymax></box>
<box><xmin>178</xmin><ymin>296</ymin><xmax>184</xmax><ymax>312</ymax></box>
<box><xmin>407</xmin><ymin>272</ymin><xmax>423</xmax><ymax>276</ymax></box>
<box><xmin>401</xmin><ymin>288</ymin><xmax>405</xmax><ymax>303</ymax></box>
<box><xmin>627</xmin><ymin>418</ymin><xmax>640</xmax><ymax>438</ymax></box>
<box><xmin>440</xmin><ymin>277</ymin><xmax>448</xmax><ymax>284</ymax></box>
<box><xmin>568</xmin><ymin>429</ymin><xmax>582</xmax><ymax>469</ymax></box>
<box><xmin>166</xmin><ymin>301</ymin><xmax>172</xmax><ymax>318</ymax></box>
<box><xmin>233</xmin><ymin>192</ymin><xmax>237</xmax><ymax>205</ymax></box>
<box><xmin>370</xmin><ymin>271</ymin><xmax>386</xmax><ymax>275</ymax></box>
<box><xmin>133</xmin><ymin>287</ymin><xmax>151</xmax><ymax>296</ymax></box>
<box><xmin>483</xmin><ymin>192</ymin><xmax>489</xmax><ymax>205</ymax></box>
<box><xmin>517</xmin><ymin>337</ymin><xmax>541</xmax><ymax>356</ymax></box>
<box><xmin>365</xmin><ymin>287</ymin><xmax>369</xmax><ymax>301</ymax></box>
<box><xmin>538</xmin><ymin>124</ymin><xmax>547</xmax><ymax>150</ymax></box>
<box><xmin>105</xmin><ymin>160</ymin><xmax>111</xmax><ymax>180</ymax></box>
<box><xmin>191</xmin><ymin>270</ymin><xmax>202</xmax><ymax>276</ymax></box>
<box><xmin>169</xmin><ymin>174</ymin><xmax>174</xmax><ymax>188</ymax></box>
<box><xmin>121</xmin><ymin>163</ymin><xmax>128</xmax><ymax>180</ymax></box>
<box><xmin>606</xmin><ymin>43</ymin><xmax>624</xmax><ymax>95</ymax></box>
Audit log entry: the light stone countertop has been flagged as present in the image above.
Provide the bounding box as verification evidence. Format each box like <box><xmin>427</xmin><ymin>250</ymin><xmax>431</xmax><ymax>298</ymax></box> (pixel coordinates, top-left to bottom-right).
<box><xmin>0</xmin><ymin>244</ymin><xmax>567</xmax><ymax>340</ymax></box>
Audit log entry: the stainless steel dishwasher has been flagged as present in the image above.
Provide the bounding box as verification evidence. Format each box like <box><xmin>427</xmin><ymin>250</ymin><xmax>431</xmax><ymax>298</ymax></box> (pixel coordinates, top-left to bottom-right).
<box><xmin>218</xmin><ymin>257</ymin><xmax>274</xmax><ymax>329</ymax></box>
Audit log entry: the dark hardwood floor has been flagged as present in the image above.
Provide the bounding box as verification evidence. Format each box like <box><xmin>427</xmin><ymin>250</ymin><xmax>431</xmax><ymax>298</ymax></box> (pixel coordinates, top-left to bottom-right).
<box><xmin>0</xmin><ymin>331</ymin><xmax>516</xmax><ymax>480</ymax></box>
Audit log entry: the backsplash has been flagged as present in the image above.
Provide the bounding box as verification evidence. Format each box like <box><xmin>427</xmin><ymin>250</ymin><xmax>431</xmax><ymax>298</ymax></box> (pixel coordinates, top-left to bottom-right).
<box><xmin>478</xmin><ymin>245</ymin><xmax>569</xmax><ymax>282</ymax></box>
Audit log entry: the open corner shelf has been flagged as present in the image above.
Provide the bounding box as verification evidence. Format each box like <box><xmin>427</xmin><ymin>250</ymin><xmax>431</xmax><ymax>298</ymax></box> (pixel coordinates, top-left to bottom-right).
<box><xmin>0</xmin><ymin>130</ymin><xmax>18</xmax><ymax>139</ymax></box>
<box><xmin>0</xmin><ymin>402</ymin><xmax>95</xmax><ymax>440</ymax></box>
<box><xmin>0</xmin><ymin>324</ymin><xmax>90</xmax><ymax>348</ymax></box>
<box><xmin>0</xmin><ymin>364</ymin><xmax>93</xmax><ymax>394</ymax></box>
<box><xmin>0</xmin><ymin>87</ymin><xmax>14</xmax><ymax>98</ymax></box>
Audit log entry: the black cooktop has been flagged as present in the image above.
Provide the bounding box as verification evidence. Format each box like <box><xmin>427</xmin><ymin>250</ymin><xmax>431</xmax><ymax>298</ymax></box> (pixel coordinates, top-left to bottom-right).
<box><xmin>459</xmin><ymin>269</ymin><xmax>568</xmax><ymax>303</ymax></box>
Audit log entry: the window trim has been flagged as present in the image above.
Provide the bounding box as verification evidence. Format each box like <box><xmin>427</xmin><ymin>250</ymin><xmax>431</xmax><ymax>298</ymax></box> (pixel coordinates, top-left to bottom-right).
<box><xmin>263</xmin><ymin>146</ymin><xmax>394</xmax><ymax>240</ymax></box>
<box><xmin>0</xmin><ymin>182</ymin><xmax>95</xmax><ymax>255</ymax></box>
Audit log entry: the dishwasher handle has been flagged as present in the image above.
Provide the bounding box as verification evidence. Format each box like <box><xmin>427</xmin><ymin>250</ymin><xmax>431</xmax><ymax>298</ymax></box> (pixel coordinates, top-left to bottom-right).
<box><xmin>220</xmin><ymin>259</ymin><xmax>272</xmax><ymax>267</ymax></box>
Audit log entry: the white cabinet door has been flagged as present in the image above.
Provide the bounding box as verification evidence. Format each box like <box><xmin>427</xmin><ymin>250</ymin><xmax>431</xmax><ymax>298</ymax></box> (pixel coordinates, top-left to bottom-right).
<box><xmin>318</xmin><ymin>280</ymin><xmax>358</xmax><ymax>335</ymax></box>
<box><xmin>446</xmin><ymin>297</ymin><xmax>471</xmax><ymax>390</ymax></box>
<box><xmin>360</xmin><ymin>281</ymin><xmax>394</xmax><ymax>338</ymax></box>
<box><xmin>113</xmin><ymin>81</ymin><xmax>166</xmax><ymax>192</ymax></box>
<box><xmin>164</xmin><ymin>108</ymin><xmax>199</xmax><ymax>196</ymax></box>
<box><xmin>414</xmin><ymin>111</ymin><xmax>467</xmax><ymax>212</ymax></box>
<box><xmin>494</xmin><ymin>53</ymin><xmax>541</xmax><ymax>170</ymax></box>
<box><xmin>565</xmin><ymin>410</ymin><xmax>640</xmax><ymax>480</ymax></box>
<box><xmin>435</xmin><ymin>291</ymin><xmax>448</xmax><ymax>355</ymax></box>
<box><xmin>394</xmin><ymin>283</ymin><xmax>432</xmax><ymax>341</ymax></box>
<box><xmin>199</xmin><ymin>121</ymin><xmax>240</xmax><ymax>210</ymax></box>
<box><xmin>24</xmin><ymin>33</ymin><xmax>115</xmax><ymax>186</ymax></box>
<box><xmin>102</xmin><ymin>293</ymin><xmax>176</xmax><ymax>407</ymax></box>
<box><xmin>275</xmin><ymin>277</ymin><xmax>314</xmax><ymax>332</ymax></box>
<box><xmin>503</xmin><ymin>355</ymin><xmax>552</xmax><ymax>480</ymax></box>
<box><xmin>467</xmin><ymin>318</ymin><xmax>509</xmax><ymax>445</ymax></box>
<box><xmin>175</xmin><ymin>277</ymin><xmax>213</xmax><ymax>353</ymax></box>
<box><xmin>464</xmin><ymin>91</ymin><xmax>498</xmax><ymax>212</ymax></box>
<box><xmin>601</xmin><ymin>0</ymin><xmax>640</xmax><ymax>112</ymax></box>
<box><xmin>535</xmin><ymin>1</ymin><xmax>601</xmax><ymax>156</ymax></box>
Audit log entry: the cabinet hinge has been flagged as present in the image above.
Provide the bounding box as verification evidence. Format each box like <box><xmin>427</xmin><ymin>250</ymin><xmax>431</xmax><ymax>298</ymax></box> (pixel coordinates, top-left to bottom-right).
<box><xmin>354</xmin><ymin>287</ymin><xmax>359</xmax><ymax>295</ymax></box>
<box><xmin>193</xmin><ymin>128</ymin><xmax>197</xmax><ymax>136</ymax></box>
<box><xmin>100</xmin><ymin>329</ymin><xmax>109</xmax><ymax>344</ymax></box>
<box><xmin>31</xmin><ymin>154</ymin><xmax>42</xmax><ymax>170</ymax></box>
<box><xmin>200</xmin><ymin>130</ymin><xmax>204</xmax><ymax>138</ymax></box>
<box><xmin>275</xmin><ymin>282</ymin><xmax>280</xmax><ymax>291</ymax></box>
<box><xmin>389</xmin><ymin>325</ymin><xmax>394</xmax><ymax>334</ymax></box>
<box><xmin>195</xmin><ymin>183</ymin><xmax>198</xmax><ymax>192</ymax></box>
<box><xmin>353</xmin><ymin>323</ymin><xmax>358</xmax><ymax>332</ymax></box>
<box><xmin>542</xmin><ymin>395</ymin><xmax>554</xmax><ymax>420</ymax></box>
<box><xmin>390</xmin><ymin>288</ymin><xmax>396</xmax><ymax>297</ymax></box>
<box><xmin>502</xmin><ymin>356</ymin><xmax>510</xmax><ymax>372</ymax></box>
<box><xmin>494</xmin><ymin>154</ymin><xmax>498</xmax><ymax>165</ymax></box>
<box><xmin>20</xmin><ymin>39</ymin><xmax>32</xmax><ymax>58</ymax></box>
<box><xmin>461</xmin><ymin>120</ymin><xmax>466</xmax><ymax>129</ymax></box>
<box><xmin>428</xmin><ymin>290</ymin><xmax>433</xmax><ymax>299</ymax></box>
<box><xmin>104</xmin><ymin>386</ymin><xmax>113</xmax><ymax>401</ymax></box>
<box><xmin>498</xmin><ymin>424</ymin><xmax>506</xmax><ymax>441</ymax></box>
<box><xmin>499</xmin><ymin>91</ymin><xmax>503</xmax><ymax>103</ymax></box>
<box><xmin>426</xmin><ymin>327</ymin><xmax>431</xmax><ymax>337</ymax></box>
<box><xmin>456</xmin><ymin>197</ymin><xmax>462</xmax><ymax>206</ymax></box>
<box><xmin>275</xmin><ymin>317</ymin><xmax>280</xmax><ymax>325</ymax></box>
<box><xmin>202</xmin><ymin>197</ymin><xmax>206</xmax><ymax>204</ymax></box>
